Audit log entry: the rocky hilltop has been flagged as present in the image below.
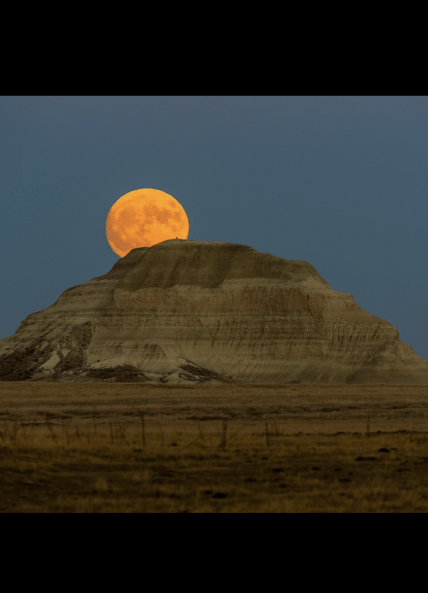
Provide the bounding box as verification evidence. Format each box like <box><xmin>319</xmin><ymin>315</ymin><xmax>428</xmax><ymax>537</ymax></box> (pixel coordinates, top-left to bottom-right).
<box><xmin>1</xmin><ymin>239</ymin><xmax>428</xmax><ymax>384</ymax></box>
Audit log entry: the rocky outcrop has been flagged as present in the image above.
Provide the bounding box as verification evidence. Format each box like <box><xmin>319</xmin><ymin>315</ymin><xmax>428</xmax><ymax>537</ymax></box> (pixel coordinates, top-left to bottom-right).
<box><xmin>1</xmin><ymin>239</ymin><xmax>428</xmax><ymax>383</ymax></box>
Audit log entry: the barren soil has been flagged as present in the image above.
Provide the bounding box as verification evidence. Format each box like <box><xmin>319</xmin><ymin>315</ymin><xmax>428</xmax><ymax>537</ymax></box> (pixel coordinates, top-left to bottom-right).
<box><xmin>1</xmin><ymin>382</ymin><xmax>428</xmax><ymax>512</ymax></box>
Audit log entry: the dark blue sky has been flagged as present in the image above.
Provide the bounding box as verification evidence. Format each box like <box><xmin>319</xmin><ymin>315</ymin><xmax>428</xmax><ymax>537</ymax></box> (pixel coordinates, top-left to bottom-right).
<box><xmin>1</xmin><ymin>96</ymin><xmax>428</xmax><ymax>359</ymax></box>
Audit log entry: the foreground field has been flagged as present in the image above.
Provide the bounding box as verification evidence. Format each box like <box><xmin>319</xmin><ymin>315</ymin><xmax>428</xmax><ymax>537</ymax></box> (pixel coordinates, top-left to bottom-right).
<box><xmin>1</xmin><ymin>382</ymin><xmax>428</xmax><ymax>512</ymax></box>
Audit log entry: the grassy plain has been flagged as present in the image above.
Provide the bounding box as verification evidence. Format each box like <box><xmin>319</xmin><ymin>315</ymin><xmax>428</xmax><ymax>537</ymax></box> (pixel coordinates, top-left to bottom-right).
<box><xmin>1</xmin><ymin>382</ymin><xmax>428</xmax><ymax>512</ymax></box>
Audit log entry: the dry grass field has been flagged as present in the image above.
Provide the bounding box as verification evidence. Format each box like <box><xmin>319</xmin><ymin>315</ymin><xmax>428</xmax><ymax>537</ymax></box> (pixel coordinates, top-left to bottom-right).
<box><xmin>1</xmin><ymin>381</ymin><xmax>428</xmax><ymax>512</ymax></box>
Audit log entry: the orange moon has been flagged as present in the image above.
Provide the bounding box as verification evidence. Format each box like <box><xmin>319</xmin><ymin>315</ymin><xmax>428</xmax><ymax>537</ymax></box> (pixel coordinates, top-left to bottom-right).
<box><xmin>106</xmin><ymin>188</ymin><xmax>189</xmax><ymax>257</ymax></box>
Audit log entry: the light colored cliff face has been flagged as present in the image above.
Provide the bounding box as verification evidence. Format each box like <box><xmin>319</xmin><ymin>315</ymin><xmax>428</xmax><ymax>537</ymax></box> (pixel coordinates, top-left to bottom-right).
<box><xmin>1</xmin><ymin>239</ymin><xmax>428</xmax><ymax>383</ymax></box>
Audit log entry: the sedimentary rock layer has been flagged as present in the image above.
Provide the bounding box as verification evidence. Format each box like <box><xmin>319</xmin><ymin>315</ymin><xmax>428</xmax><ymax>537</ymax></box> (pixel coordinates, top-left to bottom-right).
<box><xmin>1</xmin><ymin>240</ymin><xmax>427</xmax><ymax>383</ymax></box>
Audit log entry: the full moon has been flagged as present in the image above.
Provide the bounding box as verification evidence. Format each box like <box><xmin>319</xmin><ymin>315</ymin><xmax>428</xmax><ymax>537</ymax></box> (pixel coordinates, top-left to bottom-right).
<box><xmin>106</xmin><ymin>188</ymin><xmax>189</xmax><ymax>257</ymax></box>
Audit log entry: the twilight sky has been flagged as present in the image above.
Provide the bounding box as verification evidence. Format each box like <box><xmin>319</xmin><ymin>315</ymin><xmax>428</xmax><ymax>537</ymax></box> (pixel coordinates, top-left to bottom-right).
<box><xmin>1</xmin><ymin>96</ymin><xmax>428</xmax><ymax>359</ymax></box>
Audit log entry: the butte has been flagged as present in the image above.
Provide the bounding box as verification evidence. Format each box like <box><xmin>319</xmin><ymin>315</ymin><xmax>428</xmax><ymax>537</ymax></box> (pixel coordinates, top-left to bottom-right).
<box><xmin>1</xmin><ymin>240</ymin><xmax>428</xmax><ymax>384</ymax></box>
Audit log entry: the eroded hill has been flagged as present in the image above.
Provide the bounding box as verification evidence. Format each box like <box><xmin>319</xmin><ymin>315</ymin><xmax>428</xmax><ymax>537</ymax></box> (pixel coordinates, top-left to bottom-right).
<box><xmin>1</xmin><ymin>240</ymin><xmax>428</xmax><ymax>383</ymax></box>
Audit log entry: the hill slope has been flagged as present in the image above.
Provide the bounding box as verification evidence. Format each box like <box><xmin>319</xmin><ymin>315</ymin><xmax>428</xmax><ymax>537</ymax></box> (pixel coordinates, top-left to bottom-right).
<box><xmin>1</xmin><ymin>240</ymin><xmax>427</xmax><ymax>383</ymax></box>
